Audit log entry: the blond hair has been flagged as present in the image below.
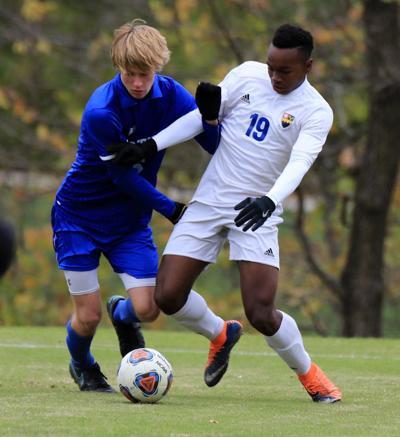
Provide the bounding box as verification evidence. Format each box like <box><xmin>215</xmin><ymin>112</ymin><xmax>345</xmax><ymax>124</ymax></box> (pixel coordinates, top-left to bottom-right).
<box><xmin>111</xmin><ymin>19</ymin><xmax>170</xmax><ymax>72</ymax></box>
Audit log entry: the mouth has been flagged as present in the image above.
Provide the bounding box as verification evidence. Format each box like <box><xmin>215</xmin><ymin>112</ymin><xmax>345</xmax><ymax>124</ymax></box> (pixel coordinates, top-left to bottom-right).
<box><xmin>272</xmin><ymin>83</ymin><xmax>286</xmax><ymax>93</ymax></box>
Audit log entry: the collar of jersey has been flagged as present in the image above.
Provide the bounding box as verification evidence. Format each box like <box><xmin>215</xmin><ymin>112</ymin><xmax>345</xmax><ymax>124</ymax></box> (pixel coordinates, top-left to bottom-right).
<box><xmin>281</xmin><ymin>77</ymin><xmax>309</xmax><ymax>98</ymax></box>
<box><xmin>116</xmin><ymin>74</ymin><xmax>163</xmax><ymax>108</ymax></box>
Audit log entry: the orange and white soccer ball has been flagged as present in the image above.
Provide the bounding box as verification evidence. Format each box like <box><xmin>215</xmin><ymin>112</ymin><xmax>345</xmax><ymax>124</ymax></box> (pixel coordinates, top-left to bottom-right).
<box><xmin>117</xmin><ymin>348</ymin><xmax>173</xmax><ymax>403</ymax></box>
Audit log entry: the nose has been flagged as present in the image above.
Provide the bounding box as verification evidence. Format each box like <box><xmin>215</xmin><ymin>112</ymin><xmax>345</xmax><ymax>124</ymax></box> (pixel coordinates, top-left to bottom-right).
<box><xmin>129</xmin><ymin>75</ymin><xmax>143</xmax><ymax>88</ymax></box>
<box><xmin>270</xmin><ymin>71</ymin><xmax>281</xmax><ymax>82</ymax></box>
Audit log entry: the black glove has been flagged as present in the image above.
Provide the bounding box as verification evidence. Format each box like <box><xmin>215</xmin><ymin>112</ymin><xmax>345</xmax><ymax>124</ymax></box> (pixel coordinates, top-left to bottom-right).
<box><xmin>106</xmin><ymin>138</ymin><xmax>158</xmax><ymax>166</ymax></box>
<box><xmin>167</xmin><ymin>202</ymin><xmax>187</xmax><ymax>225</ymax></box>
<box><xmin>195</xmin><ymin>82</ymin><xmax>221</xmax><ymax>120</ymax></box>
<box><xmin>234</xmin><ymin>196</ymin><xmax>276</xmax><ymax>232</ymax></box>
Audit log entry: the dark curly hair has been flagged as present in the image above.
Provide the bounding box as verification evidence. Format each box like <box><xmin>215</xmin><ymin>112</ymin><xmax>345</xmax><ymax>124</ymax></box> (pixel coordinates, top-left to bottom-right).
<box><xmin>272</xmin><ymin>24</ymin><xmax>314</xmax><ymax>60</ymax></box>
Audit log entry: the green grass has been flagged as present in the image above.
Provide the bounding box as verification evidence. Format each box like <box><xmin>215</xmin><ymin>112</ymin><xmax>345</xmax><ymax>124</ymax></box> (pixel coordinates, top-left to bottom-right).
<box><xmin>1</xmin><ymin>327</ymin><xmax>399</xmax><ymax>436</ymax></box>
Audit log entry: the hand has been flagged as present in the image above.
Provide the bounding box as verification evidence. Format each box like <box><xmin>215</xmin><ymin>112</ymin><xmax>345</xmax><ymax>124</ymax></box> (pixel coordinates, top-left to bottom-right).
<box><xmin>234</xmin><ymin>196</ymin><xmax>276</xmax><ymax>232</ymax></box>
<box><xmin>106</xmin><ymin>139</ymin><xmax>158</xmax><ymax>166</ymax></box>
<box><xmin>167</xmin><ymin>202</ymin><xmax>187</xmax><ymax>225</ymax></box>
<box><xmin>195</xmin><ymin>82</ymin><xmax>221</xmax><ymax>121</ymax></box>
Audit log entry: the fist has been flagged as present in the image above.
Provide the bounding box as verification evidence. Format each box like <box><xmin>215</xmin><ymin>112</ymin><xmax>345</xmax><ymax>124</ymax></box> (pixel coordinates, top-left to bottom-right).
<box><xmin>195</xmin><ymin>82</ymin><xmax>221</xmax><ymax>121</ymax></box>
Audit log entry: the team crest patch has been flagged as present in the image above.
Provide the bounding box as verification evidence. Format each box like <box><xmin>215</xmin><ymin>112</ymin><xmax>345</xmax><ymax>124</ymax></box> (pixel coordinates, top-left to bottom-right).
<box><xmin>281</xmin><ymin>112</ymin><xmax>295</xmax><ymax>128</ymax></box>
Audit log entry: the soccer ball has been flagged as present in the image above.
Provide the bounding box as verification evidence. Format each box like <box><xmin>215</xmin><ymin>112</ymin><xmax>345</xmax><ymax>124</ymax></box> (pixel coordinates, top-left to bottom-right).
<box><xmin>117</xmin><ymin>348</ymin><xmax>173</xmax><ymax>404</ymax></box>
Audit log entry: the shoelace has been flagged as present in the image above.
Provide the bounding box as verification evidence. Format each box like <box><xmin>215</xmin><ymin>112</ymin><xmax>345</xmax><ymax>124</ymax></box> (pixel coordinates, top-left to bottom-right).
<box><xmin>85</xmin><ymin>365</ymin><xmax>109</xmax><ymax>385</ymax></box>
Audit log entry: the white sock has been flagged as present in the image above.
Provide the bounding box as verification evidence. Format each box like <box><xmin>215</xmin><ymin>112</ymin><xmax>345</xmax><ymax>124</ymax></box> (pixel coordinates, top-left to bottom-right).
<box><xmin>170</xmin><ymin>290</ymin><xmax>224</xmax><ymax>340</ymax></box>
<box><xmin>265</xmin><ymin>311</ymin><xmax>311</xmax><ymax>375</ymax></box>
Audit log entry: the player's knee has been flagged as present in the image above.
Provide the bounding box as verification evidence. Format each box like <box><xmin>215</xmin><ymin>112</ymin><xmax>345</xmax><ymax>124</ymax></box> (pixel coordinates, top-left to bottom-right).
<box><xmin>246</xmin><ymin>306</ymin><xmax>278</xmax><ymax>336</ymax></box>
<box><xmin>75</xmin><ymin>307</ymin><xmax>102</xmax><ymax>332</ymax></box>
<box><xmin>154</xmin><ymin>288</ymin><xmax>167</xmax><ymax>312</ymax></box>
<box><xmin>154</xmin><ymin>286</ymin><xmax>177</xmax><ymax>314</ymax></box>
<box><xmin>135</xmin><ymin>304</ymin><xmax>160</xmax><ymax>323</ymax></box>
<box><xmin>154</xmin><ymin>269</ymin><xmax>188</xmax><ymax>314</ymax></box>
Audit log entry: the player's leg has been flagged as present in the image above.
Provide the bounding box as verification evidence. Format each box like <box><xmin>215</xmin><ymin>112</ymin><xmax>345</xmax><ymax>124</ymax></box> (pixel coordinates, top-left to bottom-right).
<box><xmin>65</xmin><ymin>269</ymin><xmax>115</xmax><ymax>392</ymax></box>
<box><xmin>105</xmin><ymin>227</ymin><xmax>159</xmax><ymax>356</ymax></box>
<box><xmin>156</xmin><ymin>254</ymin><xmax>219</xmax><ymax>334</ymax></box>
<box><xmin>53</xmin><ymin>228</ymin><xmax>114</xmax><ymax>392</ymax></box>
<box><xmin>229</xmin><ymin>216</ymin><xmax>341</xmax><ymax>403</ymax></box>
<box><xmin>68</xmin><ymin>286</ymin><xmax>100</xmax><ymax>367</ymax></box>
<box><xmin>156</xmin><ymin>201</ymin><xmax>243</xmax><ymax>387</ymax></box>
<box><xmin>107</xmin><ymin>283</ymin><xmax>159</xmax><ymax>356</ymax></box>
<box><xmin>156</xmin><ymin>254</ymin><xmax>242</xmax><ymax>387</ymax></box>
<box><xmin>238</xmin><ymin>261</ymin><xmax>310</xmax><ymax>365</ymax></box>
<box><xmin>239</xmin><ymin>261</ymin><xmax>341</xmax><ymax>403</ymax></box>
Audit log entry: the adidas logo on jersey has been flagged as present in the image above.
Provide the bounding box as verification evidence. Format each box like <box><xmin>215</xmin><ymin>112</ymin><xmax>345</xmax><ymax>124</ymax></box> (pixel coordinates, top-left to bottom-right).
<box><xmin>240</xmin><ymin>94</ymin><xmax>250</xmax><ymax>104</ymax></box>
<box><xmin>264</xmin><ymin>248</ymin><xmax>274</xmax><ymax>257</ymax></box>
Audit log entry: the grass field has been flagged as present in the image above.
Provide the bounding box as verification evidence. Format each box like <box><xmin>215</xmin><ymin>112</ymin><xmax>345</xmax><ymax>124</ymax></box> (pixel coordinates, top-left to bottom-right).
<box><xmin>1</xmin><ymin>327</ymin><xmax>399</xmax><ymax>436</ymax></box>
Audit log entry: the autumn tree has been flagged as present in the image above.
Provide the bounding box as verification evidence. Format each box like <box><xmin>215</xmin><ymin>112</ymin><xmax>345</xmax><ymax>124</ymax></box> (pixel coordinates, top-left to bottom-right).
<box><xmin>339</xmin><ymin>0</ymin><xmax>400</xmax><ymax>336</ymax></box>
<box><xmin>1</xmin><ymin>0</ymin><xmax>399</xmax><ymax>333</ymax></box>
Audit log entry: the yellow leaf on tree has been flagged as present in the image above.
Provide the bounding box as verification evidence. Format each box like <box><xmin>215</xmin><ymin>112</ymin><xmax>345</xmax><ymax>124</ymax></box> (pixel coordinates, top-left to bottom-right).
<box><xmin>36</xmin><ymin>39</ymin><xmax>52</xmax><ymax>54</ymax></box>
<box><xmin>36</xmin><ymin>124</ymin><xmax>50</xmax><ymax>141</ymax></box>
<box><xmin>21</xmin><ymin>0</ymin><xmax>57</xmax><ymax>22</ymax></box>
<box><xmin>175</xmin><ymin>0</ymin><xmax>196</xmax><ymax>21</ymax></box>
<box><xmin>12</xmin><ymin>40</ymin><xmax>29</xmax><ymax>55</ymax></box>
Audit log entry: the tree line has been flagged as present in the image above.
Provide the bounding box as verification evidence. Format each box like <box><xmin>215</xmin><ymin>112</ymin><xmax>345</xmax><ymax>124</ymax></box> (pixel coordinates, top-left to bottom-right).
<box><xmin>0</xmin><ymin>0</ymin><xmax>399</xmax><ymax>336</ymax></box>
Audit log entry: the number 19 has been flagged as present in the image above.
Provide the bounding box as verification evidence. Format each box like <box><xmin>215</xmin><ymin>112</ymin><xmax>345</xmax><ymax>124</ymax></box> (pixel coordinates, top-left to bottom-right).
<box><xmin>245</xmin><ymin>113</ymin><xmax>270</xmax><ymax>141</ymax></box>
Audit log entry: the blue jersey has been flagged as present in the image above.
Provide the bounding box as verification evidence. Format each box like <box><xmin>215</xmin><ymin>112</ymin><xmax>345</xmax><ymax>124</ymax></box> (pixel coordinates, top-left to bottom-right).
<box><xmin>54</xmin><ymin>73</ymin><xmax>211</xmax><ymax>235</ymax></box>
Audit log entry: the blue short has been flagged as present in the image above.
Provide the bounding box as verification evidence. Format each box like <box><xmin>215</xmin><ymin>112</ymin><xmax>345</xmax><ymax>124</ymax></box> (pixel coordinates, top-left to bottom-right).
<box><xmin>52</xmin><ymin>225</ymin><xmax>158</xmax><ymax>279</ymax></box>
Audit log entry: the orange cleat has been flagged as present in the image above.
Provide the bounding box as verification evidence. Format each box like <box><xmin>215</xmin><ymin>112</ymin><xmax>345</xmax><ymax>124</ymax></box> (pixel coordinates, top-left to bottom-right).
<box><xmin>298</xmin><ymin>363</ymin><xmax>342</xmax><ymax>403</ymax></box>
<box><xmin>204</xmin><ymin>320</ymin><xmax>242</xmax><ymax>387</ymax></box>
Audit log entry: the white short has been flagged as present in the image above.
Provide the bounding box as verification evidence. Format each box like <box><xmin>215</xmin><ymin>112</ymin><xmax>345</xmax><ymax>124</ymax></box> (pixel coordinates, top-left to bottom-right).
<box><xmin>164</xmin><ymin>201</ymin><xmax>282</xmax><ymax>268</ymax></box>
<box><xmin>64</xmin><ymin>269</ymin><xmax>156</xmax><ymax>295</ymax></box>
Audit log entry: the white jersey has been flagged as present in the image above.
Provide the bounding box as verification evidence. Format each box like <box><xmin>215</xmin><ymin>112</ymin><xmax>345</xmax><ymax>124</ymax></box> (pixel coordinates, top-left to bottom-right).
<box><xmin>191</xmin><ymin>61</ymin><xmax>333</xmax><ymax>214</ymax></box>
<box><xmin>153</xmin><ymin>61</ymin><xmax>333</xmax><ymax>216</ymax></box>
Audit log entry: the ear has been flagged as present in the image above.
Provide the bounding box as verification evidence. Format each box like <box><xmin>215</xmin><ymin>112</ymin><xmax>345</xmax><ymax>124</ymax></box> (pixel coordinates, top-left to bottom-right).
<box><xmin>306</xmin><ymin>58</ymin><xmax>313</xmax><ymax>73</ymax></box>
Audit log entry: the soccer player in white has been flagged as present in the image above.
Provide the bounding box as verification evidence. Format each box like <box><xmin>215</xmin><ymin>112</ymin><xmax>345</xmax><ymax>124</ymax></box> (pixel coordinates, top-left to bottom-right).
<box><xmin>109</xmin><ymin>24</ymin><xmax>342</xmax><ymax>403</ymax></box>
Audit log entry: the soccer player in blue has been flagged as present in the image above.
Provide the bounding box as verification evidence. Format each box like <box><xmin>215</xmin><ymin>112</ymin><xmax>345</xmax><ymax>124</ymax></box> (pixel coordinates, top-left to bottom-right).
<box><xmin>52</xmin><ymin>19</ymin><xmax>220</xmax><ymax>392</ymax></box>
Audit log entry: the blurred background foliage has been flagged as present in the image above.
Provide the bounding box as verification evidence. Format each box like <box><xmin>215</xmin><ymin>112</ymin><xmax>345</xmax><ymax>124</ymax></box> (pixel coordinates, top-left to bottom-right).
<box><xmin>0</xmin><ymin>0</ymin><xmax>399</xmax><ymax>336</ymax></box>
